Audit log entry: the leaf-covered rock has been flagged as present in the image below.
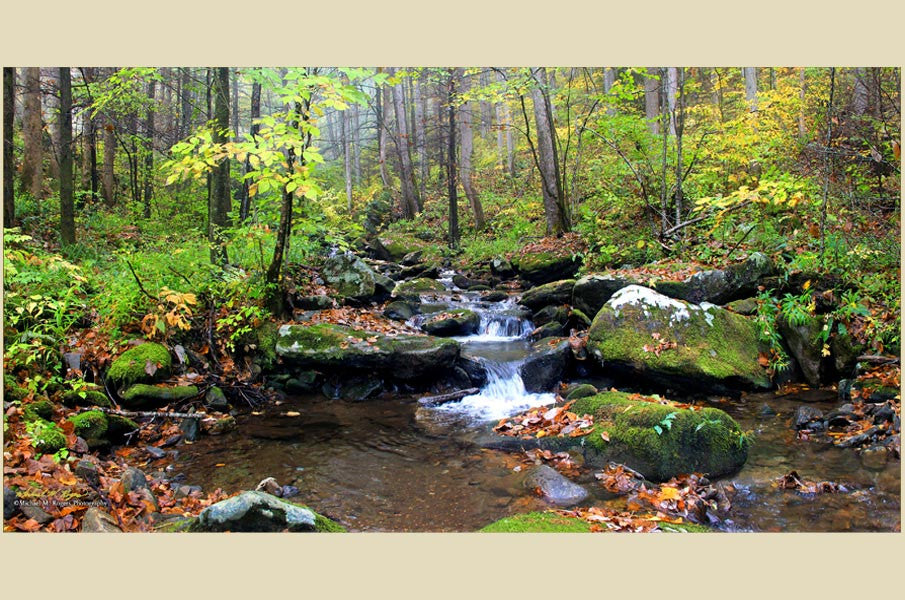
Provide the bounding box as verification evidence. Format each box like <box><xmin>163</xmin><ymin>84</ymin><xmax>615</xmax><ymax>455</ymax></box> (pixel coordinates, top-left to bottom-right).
<box><xmin>192</xmin><ymin>491</ymin><xmax>344</xmax><ymax>532</ymax></box>
<box><xmin>106</xmin><ymin>342</ymin><xmax>172</xmax><ymax>391</ymax></box>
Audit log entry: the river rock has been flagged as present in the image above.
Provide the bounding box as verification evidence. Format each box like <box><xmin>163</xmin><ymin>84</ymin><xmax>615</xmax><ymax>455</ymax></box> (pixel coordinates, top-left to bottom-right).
<box><xmin>484</xmin><ymin>291</ymin><xmax>510</xmax><ymax>303</ymax></box>
<box><xmin>106</xmin><ymin>342</ymin><xmax>172</xmax><ymax>391</ymax></box>
<box><xmin>587</xmin><ymin>285</ymin><xmax>771</xmax><ymax>390</ymax></box>
<box><xmin>119</xmin><ymin>384</ymin><xmax>199</xmax><ymax>408</ymax></box>
<box><xmin>653</xmin><ymin>252</ymin><xmax>775</xmax><ymax>305</ymax></box>
<box><xmin>490</xmin><ymin>258</ymin><xmax>516</xmax><ymax>279</ymax></box>
<box><xmin>453</xmin><ymin>274</ymin><xmax>489</xmax><ymax>290</ymax></box>
<box><xmin>572</xmin><ymin>273</ymin><xmax>635</xmax><ymax>318</ymax></box>
<box><xmin>564</xmin><ymin>383</ymin><xmax>598</xmax><ymax>400</ymax></box>
<box><xmin>483</xmin><ymin>391</ymin><xmax>750</xmax><ymax>482</ymax></box>
<box><xmin>520</xmin><ymin>338</ymin><xmax>571</xmax><ymax>392</ymax></box>
<box><xmin>519</xmin><ymin>279</ymin><xmax>576</xmax><ymax>311</ymax></box>
<box><xmin>777</xmin><ymin>315</ymin><xmax>825</xmax><ymax>387</ymax></box>
<box><xmin>194</xmin><ymin>491</ymin><xmax>318</xmax><ymax>532</ymax></box>
<box><xmin>514</xmin><ymin>253</ymin><xmax>582</xmax><ymax>286</ymax></box>
<box><xmin>393</xmin><ymin>277</ymin><xmax>446</xmax><ymax>297</ymax></box>
<box><xmin>458</xmin><ymin>355</ymin><xmax>489</xmax><ymax>388</ymax></box>
<box><xmin>74</xmin><ymin>460</ymin><xmax>101</xmax><ymax>487</ymax></box>
<box><xmin>275</xmin><ymin>323</ymin><xmax>460</xmax><ymax>381</ymax></box>
<box><xmin>383</xmin><ymin>300</ymin><xmax>418</xmax><ymax>321</ymax></box>
<box><xmin>401</xmin><ymin>250</ymin><xmax>423</xmax><ymax>266</ymax></box>
<box><xmin>4</xmin><ymin>487</ymin><xmax>20</xmax><ymax>520</ymax></box>
<box><xmin>81</xmin><ymin>508</ymin><xmax>122</xmax><ymax>533</ymax></box>
<box><xmin>793</xmin><ymin>405</ymin><xmax>824</xmax><ymax>430</ymax></box>
<box><xmin>322</xmin><ymin>252</ymin><xmax>389</xmax><ymax>302</ymax></box>
<box><xmin>421</xmin><ymin>309</ymin><xmax>480</xmax><ymax>337</ymax></box>
<box><xmin>524</xmin><ymin>465</ymin><xmax>589</xmax><ymax>506</ymax></box>
<box><xmin>205</xmin><ymin>386</ymin><xmax>230</xmax><ymax>411</ymax></box>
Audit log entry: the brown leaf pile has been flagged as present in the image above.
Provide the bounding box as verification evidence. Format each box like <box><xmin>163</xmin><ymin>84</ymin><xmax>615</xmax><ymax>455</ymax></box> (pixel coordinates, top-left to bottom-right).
<box><xmin>493</xmin><ymin>400</ymin><xmax>594</xmax><ymax>439</ymax></box>
<box><xmin>552</xmin><ymin>506</ymin><xmax>687</xmax><ymax>533</ymax></box>
<box><xmin>522</xmin><ymin>449</ymin><xmax>582</xmax><ymax>478</ymax></box>
<box><xmin>294</xmin><ymin>306</ymin><xmax>420</xmax><ymax>336</ymax></box>
<box><xmin>776</xmin><ymin>471</ymin><xmax>847</xmax><ymax>495</ymax></box>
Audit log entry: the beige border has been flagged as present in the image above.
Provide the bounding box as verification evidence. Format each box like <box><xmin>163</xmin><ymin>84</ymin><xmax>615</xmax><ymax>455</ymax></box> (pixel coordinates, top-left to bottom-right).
<box><xmin>1</xmin><ymin>1</ymin><xmax>902</xmax><ymax>598</ymax></box>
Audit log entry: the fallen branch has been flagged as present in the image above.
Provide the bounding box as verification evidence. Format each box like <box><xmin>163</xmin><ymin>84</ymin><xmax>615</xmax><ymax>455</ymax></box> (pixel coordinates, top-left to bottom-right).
<box><xmin>856</xmin><ymin>355</ymin><xmax>900</xmax><ymax>365</ymax></box>
<box><xmin>76</xmin><ymin>407</ymin><xmax>208</xmax><ymax>420</ymax></box>
<box><xmin>125</xmin><ymin>260</ymin><xmax>157</xmax><ymax>301</ymax></box>
<box><xmin>418</xmin><ymin>388</ymin><xmax>479</xmax><ymax>406</ymax></box>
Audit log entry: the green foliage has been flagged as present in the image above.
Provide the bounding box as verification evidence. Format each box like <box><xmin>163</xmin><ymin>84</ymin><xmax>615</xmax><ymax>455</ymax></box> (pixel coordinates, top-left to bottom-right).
<box><xmin>25</xmin><ymin>418</ymin><xmax>67</xmax><ymax>456</ymax></box>
<box><xmin>652</xmin><ymin>411</ymin><xmax>678</xmax><ymax>436</ymax></box>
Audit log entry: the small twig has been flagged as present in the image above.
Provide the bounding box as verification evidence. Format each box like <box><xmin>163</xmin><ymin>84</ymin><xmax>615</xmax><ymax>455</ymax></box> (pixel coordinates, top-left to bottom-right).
<box><xmin>166</xmin><ymin>265</ymin><xmax>192</xmax><ymax>287</ymax></box>
<box><xmin>125</xmin><ymin>260</ymin><xmax>157</xmax><ymax>301</ymax></box>
<box><xmin>76</xmin><ymin>406</ymin><xmax>208</xmax><ymax>420</ymax></box>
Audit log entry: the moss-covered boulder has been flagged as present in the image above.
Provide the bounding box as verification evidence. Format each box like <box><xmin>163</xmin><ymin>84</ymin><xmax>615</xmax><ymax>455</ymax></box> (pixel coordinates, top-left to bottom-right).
<box><xmin>654</xmin><ymin>253</ymin><xmax>775</xmax><ymax>305</ymax></box>
<box><xmin>572</xmin><ymin>273</ymin><xmax>636</xmax><ymax>318</ymax></box>
<box><xmin>587</xmin><ymin>285</ymin><xmax>770</xmax><ymax>390</ymax></box>
<box><xmin>479</xmin><ymin>511</ymin><xmax>711</xmax><ymax>533</ymax></box>
<box><xmin>4</xmin><ymin>374</ymin><xmax>28</xmax><ymax>402</ymax></box>
<box><xmin>191</xmin><ymin>491</ymin><xmax>345</xmax><ymax>532</ymax></box>
<box><xmin>564</xmin><ymin>383</ymin><xmax>598</xmax><ymax>400</ymax></box>
<box><xmin>383</xmin><ymin>299</ymin><xmax>418</xmax><ymax>321</ymax></box>
<box><xmin>68</xmin><ymin>410</ymin><xmax>109</xmax><ymax>444</ymax></box>
<box><xmin>378</xmin><ymin>235</ymin><xmax>425</xmax><ymax>262</ymax></box>
<box><xmin>321</xmin><ymin>252</ymin><xmax>391</xmax><ymax>301</ymax></box>
<box><xmin>421</xmin><ymin>309</ymin><xmax>480</xmax><ymax>337</ymax></box>
<box><xmin>393</xmin><ymin>277</ymin><xmax>446</xmax><ymax>296</ymax></box>
<box><xmin>119</xmin><ymin>384</ymin><xmax>199</xmax><ymax>408</ymax></box>
<box><xmin>275</xmin><ymin>323</ymin><xmax>460</xmax><ymax>381</ymax></box>
<box><xmin>519</xmin><ymin>279</ymin><xmax>576</xmax><ymax>312</ymax></box>
<box><xmin>29</xmin><ymin>419</ymin><xmax>67</xmax><ymax>454</ymax></box>
<box><xmin>62</xmin><ymin>387</ymin><xmax>112</xmax><ymax>408</ymax></box>
<box><xmin>514</xmin><ymin>252</ymin><xmax>582</xmax><ymax>286</ymax></box>
<box><xmin>106</xmin><ymin>343</ymin><xmax>172</xmax><ymax>391</ymax></box>
<box><xmin>22</xmin><ymin>399</ymin><xmax>54</xmax><ymax>422</ymax></box>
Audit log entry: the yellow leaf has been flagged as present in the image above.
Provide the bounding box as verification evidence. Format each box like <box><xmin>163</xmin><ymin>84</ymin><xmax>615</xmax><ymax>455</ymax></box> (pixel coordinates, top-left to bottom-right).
<box><xmin>636</xmin><ymin>239</ymin><xmax>645</xmax><ymax>249</ymax></box>
<box><xmin>658</xmin><ymin>486</ymin><xmax>681</xmax><ymax>501</ymax></box>
<box><xmin>802</xmin><ymin>279</ymin><xmax>811</xmax><ymax>291</ymax></box>
<box><xmin>536</xmin><ymin>430</ymin><xmax>548</xmax><ymax>438</ymax></box>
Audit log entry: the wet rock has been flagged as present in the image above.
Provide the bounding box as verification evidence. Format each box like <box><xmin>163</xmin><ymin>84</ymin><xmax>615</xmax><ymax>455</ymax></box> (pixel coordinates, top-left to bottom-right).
<box><xmin>490</xmin><ymin>258</ymin><xmax>516</xmax><ymax>279</ymax></box>
<box><xmin>179</xmin><ymin>417</ymin><xmax>200</xmax><ymax>441</ymax></box>
<box><xmin>587</xmin><ymin>285</ymin><xmax>771</xmax><ymax>390</ymax></box>
<box><xmin>295</xmin><ymin>295</ymin><xmax>333</xmax><ymax>310</ymax></box>
<box><xmin>120</xmin><ymin>384</ymin><xmax>199</xmax><ymax>409</ymax></box>
<box><xmin>572</xmin><ymin>273</ymin><xmax>635</xmax><ymax>318</ymax></box>
<box><xmin>519</xmin><ymin>279</ymin><xmax>576</xmax><ymax>311</ymax></box>
<box><xmin>206</xmin><ymin>416</ymin><xmax>238</xmax><ymax>436</ymax></box>
<box><xmin>564</xmin><ymin>384</ymin><xmax>598</xmax><ymax>401</ymax></box>
<box><xmin>175</xmin><ymin>485</ymin><xmax>203</xmax><ymax>499</ymax></box>
<box><xmin>520</xmin><ymin>338</ymin><xmax>571</xmax><ymax>393</ymax></box>
<box><xmin>383</xmin><ymin>300</ymin><xmax>418</xmax><ymax>321</ymax></box>
<box><xmin>205</xmin><ymin>386</ymin><xmax>230</xmax><ymax>411</ymax></box>
<box><xmin>81</xmin><ymin>507</ymin><xmax>122</xmax><ymax>533</ymax></box>
<box><xmin>285</xmin><ymin>371</ymin><xmax>319</xmax><ymax>394</ymax></box>
<box><xmin>837</xmin><ymin>379</ymin><xmax>854</xmax><ymax>402</ymax></box>
<box><xmin>194</xmin><ymin>491</ymin><xmax>317</xmax><ymax>532</ymax></box>
<box><xmin>458</xmin><ymin>355</ymin><xmax>489</xmax><ymax>388</ymax></box>
<box><xmin>121</xmin><ymin>467</ymin><xmax>150</xmax><ymax>494</ymax></box>
<box><xmin>255</xmin><ymin>477</ymin><xmax>283</xmax><ymax>496</ymax></box>
<box><xmin>321</xmin><ymin>252</ymin><xmax>387</xmax><ymax>302</ymax></box>
<box><xmin>836</xmin><ymin>427</ymin><xmax>880</xmax><ymax>449</ymax></box>
<box><xmin>533</xmin><ymin>305</ymin><xmax>570</xmax><ymax>327</ymax></box>
<box><xmin>531</xmin><ymin>321</ymin><xmax>565</xmax><ymax>340</ymax></box>
<box><xmin>400</xmin><ymin>263</ymin><xmax>439</xmax><ymax>280</ymax></box>
<box><xmin>340</xmin><ymin>378</ymin><xmax>383</xmax><ymax>402</ymax></box>
<box><xmin>452</xmin><ymin>274</ymin><xmax>489</xmax><ymax>290</ymax></box>
<box><xmin>276</xmin><ymin>323</ymin><xmax>460</xmax><ymax>381</ymax></box>
<box><xmin>401</xmin><ymin>250</ymin><xmax>423</xmax><ymax>266</ymax></box>
<box><xmin>514</xmin><ymin>253</ymin><xmax>582</xmax><ymax>287</ymax></box>
<box><xmin>873</xmin><ymin>404</ymin><xmax>896</xmax><ymax>424</ymax></box>
<box><xmin>831</xmin><ymin>331</ymin><xmax>864</xmax><ymax>375</ymax></box>
<box><xmin>145</xmin><ymin>446</ymin><xmax>166</xmax><ymax>460</ymax></box>
<box><xmin>484</xmin><ymin>291</ymin><xmax>509</xmax><ymax>303</ymax></box>
<box><xmin>826</xmin><ymin>408</ymin><xmax>856</xmax><ymax>428</ymax></box>
<box><xmin>393</xmin><ymin>277</ymin><xmax>446</xmax><ymax>297</ymax></box>
<box><xmin>758</xmin><ymin>403</ymin><xmax>777</xmax><ymax>417</ymax></box>
<box><xmin>20</xmin><ymin>503</ymin><xmax>53</xmax><ymax>525</ymax></box>
<box><xmin>793</xmin><ymin>406</ymin><xmax>824</xmax><ymax>430</ymax></box>
<box><xmin>4</xmin><ymin>487</ymin><xmax>21</xmax><ymax>520</ymax></box>
<box><xmin>777</xmin><ymin>315</ymin><xmax>825</xmax><ymax>387</ymax></box>
<box><xmin>281</xmin><ymin>485</ymin><xmax>300</xmax><ymax>498</ymax></box>
<box><xmin>161</xmin><ymin>434</ymin><xmax>183</xmax><ymax>447</ymax></box>
<box><xmin>524</xmin><ymin>465</ymin><xmax>589</xmax><ymax>507</ymax></box>
<box><xmin>421</xmin><ymin>309</ymin><xmax>480</xmax><ymax>337</ymax></box>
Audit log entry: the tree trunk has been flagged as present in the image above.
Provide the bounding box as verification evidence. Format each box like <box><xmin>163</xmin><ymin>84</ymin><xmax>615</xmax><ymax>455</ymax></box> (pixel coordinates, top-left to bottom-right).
<box><xmin>798</xmin><ymin>68</ymin><xmax>807</xmax><ymax>140</ymax></box>
<box><xmin>666</xmin><ymin>67</ymin><xmax>678</xmax><ymax>135</ymax></box>
<box><xmin>644</xmin><ymin>69</ymin><xmax>660</xmax><ymax>135</ymax></box>
<box><xmin>852</xmin><ymin>67</ymin><xmax>869</xmax><ymax>115</ymax></box>
<box><xmin>231</xmin><ymin>68</ymin><xmax>240</xmax><ymax>137</ymax></box>
<box><xmin>3</xmin><ymin>67</ymin><xmax>14</xmax><ymax>226</ymax></box>
<box><xmin>58</xmin><ymin>67</ymin><xmax>75</xmax><ymax>246</ymax></box>
<box><xmin>102</xmin><ymin>82</ymin><xmax>116</xmax><ymax>208</ymax></box>
<box><xmin>21</xmin><ymin>67</ymin><xmax>43</xmax><ymax>199</ymax></box>
<box><xmin>376</xmin><ymin>68</ymin><xmax>390</xmax><ymax>189</ymax></box>
<box><xmin>209</xmin><ymin>67</ymin><xmax>230</xmax><ymax>265</ymax></box>
<box><xmin>743</xmin><ymin>67</ymin><xmax>758</xmax><ymax>112</ymax></box>
<box><xmin>530</xmin><ymin>68</ymin><xmax>568</xmax><ymax>235</ymax></box>
<box><xmin>603</xmin><ymin>67</ymin><xmax>616</xmax><ymax>115</ymax></box>
<box><xmin>179</xmin><ymin>67</ymin><xmax>192</xmax><ymax>139</ymax></box>
<box><xmin>390</xmin><ymin>67</ymin><xmax>419</xmax><ymax>218</ymax></box>
<box><xmin>479</xmin><ymin>69</ymin><xmax>491</xmax><ymax>139</ymax></box>
<box><xmin>413</xmin><ymin>75</ymin><xmax>427</xmax><ymax>202</ymax></box>
<box><xmin>143</xmin><ymin>79</ymin><xmax>156</xmax><ymax>218</ymax></box>
<box><xmin>80</xmin><ymin>67</ymin><xmax>99</xmax><ymax>205</ymax></box>
<box><xmin>446</xmin><ymin>71</ymin><xmax>459</xmax><ymax>249</ymax></box>
<box><xmin>351</xmin><ymin>97</ymin><xmax>361</xmax><ymax>185</ymax></box>
<box><xmin>673</xmin><ymin>68</ymin><xmax>685</xmax><ymax>230</ymax></box>
<box><xmin>240</xmin><ymin>79</ymin><xmax>261</xmax><ymax>222</ymax></box>
<box><xmin>46</xmin><ymin>69</ymin><xmax>61</xmax><ymax>182</ymax></box>
<box><xmin>458</xmin><ymin>69</ymin><xmax>486</xmax><ymax>231</ymax></box>
<box><xmin>498</xmin><ymin>72</ymin><xmax>515</xmax><ymax>177</ymax></box>
<box><xmin>341</xmin><ymin>77</ymin><xmax>353</xmax><ymax>212</ymax></box>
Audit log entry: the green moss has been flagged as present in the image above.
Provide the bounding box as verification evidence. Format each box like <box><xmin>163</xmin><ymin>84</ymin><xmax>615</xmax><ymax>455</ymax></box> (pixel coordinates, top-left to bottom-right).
<box><xmin>480</xmin><ymin>511</ymin><xmax>593</xmax><ymax>533</ymax></box>
<box><xmin>29</xmin><ymin>418</ymin><xmax>67</xmax><ymax>454</ymax></box>
<box><xmin>564</xmin><ymin>384</ymin><xmax>598</xmax><ymax>400</ymax></box>
<box><xmin>277</xmin><ymin>323</ymin><xmax>369</xmax><ymax>360</ymax></box>
<box><xmin>120</xmin><ymin>384</ymin><xmax>199</xmax><ymax>407</ymax></box>
<box><xmin>23</xmin><ymin>399</ymin><xmax>54</xmax><ymax>422</ymax></box>
<box><xmin>106</xmin><ymin>414</ymin><xmax>139</xmax><ymax>438</ymax></box>
<box><xmin>107</xmin><ymin>343</ymin><xmax>172</xmax><ymax>390</ymax></box>
<box><xmin>288</xmin><ymin>501</ymin><xmax>347</xmax><ymax>532</ymax></box>
<box><xmin>660</xmin><ymin>522</ymin><xmax>713</xmax><ymax>533</ymax></box>
<box><xmin>62</xmin><ymin>389</ymin><xmax>112</xmax><ymax>408</ymax></box>
<box><xmin>587</xmin><ymin>290</ymin><xmax>770</xmax><ymax>388</ymax></box>
<box><xmin>4</xmin><ymin>374</ymin><xmax>28</xmax><ymax>402</ymax></box>
<box><xmin>67</xmin><ymin>410</ymin><xmax>109</xmax><ymax>440</ymax></box>
<box><xmin>253</xmin><ymin>321</ymin><xmax>280</xmax><ymax>371</ymax></box>
<box><xmin>568</xmin><ymin>391</ymin><xmax>750</xmax><ymax>481</ymax></box>
<box><xmin>394</xmin><ymin>278</ymin><xmax>446</xmax><ymax>296</ymax></box>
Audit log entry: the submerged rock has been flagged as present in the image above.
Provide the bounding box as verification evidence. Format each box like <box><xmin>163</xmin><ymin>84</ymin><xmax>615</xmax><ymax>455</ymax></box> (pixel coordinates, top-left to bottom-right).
<box><xmin>275</xmin><ymin>323</ymin><xmax>460</xmax><ymax>381</ymax></box>
<box><xmin>524</xmin><ymin>465</ymin><xmax>589</xmax><ymax>506</ymax></box>
<box><xmin>587</xmin><ymin>285</ymin><xmax>770</xmax><ymax>390</ymax></box>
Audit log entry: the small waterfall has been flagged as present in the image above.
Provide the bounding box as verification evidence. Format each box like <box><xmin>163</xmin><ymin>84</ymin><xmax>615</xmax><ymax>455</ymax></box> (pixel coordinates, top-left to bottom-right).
<box><xmin>436</xmin><ymin>359</ymin><xmax>555</xmax><ymax>421</ymax></box>
<box><xmin>466</xmin><ymin>311</ymin><xmax>533</xmax><ymax>342</ymax></box>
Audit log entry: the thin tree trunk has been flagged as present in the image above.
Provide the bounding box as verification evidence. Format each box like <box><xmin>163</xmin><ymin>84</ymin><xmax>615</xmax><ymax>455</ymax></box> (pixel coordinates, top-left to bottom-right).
<box><xmin>645</xmin><ymin>69</ymin><xmax>660</xmax><ymax>135</ymax></box>
<box><xmin>659</xmin><ymin>67</ymin><xmax>669</xmax><ymax>237</ymax></box>
<box><xmin>530</xmin><ymin>67</ymin><xmax>568</xmax><ymax>235</ymax></box>
<box><xmin>819</xmin><ymin>68</ymin><xmax>836</xmax><ymax>266</ymax></box>
<box><xmin>341</xmin><ymin>77</ymin><xmax>353</xmax><ymax>212</ymax></box>
<box><xmin>82</xmin><ymin>68</ymin><xmax>99</xmax><ymax>204</ymax></box>
<box><xmin>46</xmin><ymin>69</ymin><xmax>61</xmax><ymax>182</ymax></box>
<box><xmin>446</xmin><ymin>71</ymin><xmax>459</xmax><ymax>249</ymax></box>
<box><xmin>673</xmin><ymin>68</ymin><xmax>685</xmax><ymax>231</ymax></box>
<box><xmin>21</xmin><ymin>67</ymin><xmax>43</xmax><ymax>199</ymax></box>
<box><xmin>231</xmin><ymin>68</ymin><xmax>240</xmax><ymax>137</ymax></box>
<box><xmin>179</xmin><ymin>67</ymin><xmax>191</xmax><ymax>139</ymax></box>
<box><xmin>798</xmin><ymin>68</ymin><xmax>807</xmax><ymax>140</ymax></box>
<box><xmin>390</xmin><ymin>67</ymin><xmax>420</xmax><ymax>217</ymax></box>
<box><xmin>666</xmin><ymin>67</ymin><xmax>678</xmax><ymax>136</ymax></box>
<box><xmin>479</xmin><ymin>69</ymin><xmax>491</xmax><ymax>139</ymax></box>
<box><xmin>102</xmin><ymin>71</ymin><xmax>116</xmax><ymax>208</ymax></box>
<box><xmin>209</xmin><ymin>67</ymin><xmax>230</xmax><ymax>265</ymax></box>
<box><xmin>458</xmin><ymin>69</ymin><xmax>486</xmax><ymax>231</ymax></box>
<box><xmin>352</xmin><ymin>97</ymin><xmax>361</xmax><ymax>185</ymax></box>
<box><xmin>59</xmin><ymin>67</ymin><xmax>75</xmax><ymax>245</ymax></box>
<box><xmin>376</xmin><ymin>68</ymin><xmax>390</xmax><ymax>189</ymax></box>
<box><xmin>603</xmin><ymin>67</ymin><xmax>616</xmax><ymax>115</ymax></box>
<box><xmin>743</xmin><ymin>67</ymin><xmax>758</xmax><ymax>112</ymax></box>
<box><xmin>142</xmin><ymin>79</ymin><xmax>156</xmax><ymax>218</ymax></box>
<box><xmin>413</xmin><ymin>75</ymin><xmax>427</xmax><ymax>202</ymax></box>
<box><xmin>3</xmin><ymin>67</ymin><xmax>15</xmax><ymax>226</ymax></box>
<box><xmin>852</xmin><ymin>67</ymin><xmax>869</xmax><ymax>115</ymax></box>
<box><xmin>240</xmin><ymin>79</ymin><xmax>260</xmax><ymax>222</ymax></box>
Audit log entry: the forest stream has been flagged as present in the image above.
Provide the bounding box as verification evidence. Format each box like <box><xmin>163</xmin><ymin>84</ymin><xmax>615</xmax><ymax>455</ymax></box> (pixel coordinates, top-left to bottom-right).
<box><xmin>171</xmin><ymin>277</ymin><xmax>901</xmax><ymax>532</ymax></box>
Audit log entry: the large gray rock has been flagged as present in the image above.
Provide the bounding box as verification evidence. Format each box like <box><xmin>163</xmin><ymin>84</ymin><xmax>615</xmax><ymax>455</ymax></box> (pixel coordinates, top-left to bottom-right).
<box><xmin>420</xmin><ymin>309</ymin><xmax>480</xmax><ymax>337</ymax></box>
<box><xmin>519</xmin><ymin>279</ymin><xmax>576</xmax><ymax>311</ymax></box>
<box><xmin>588</xmin><ymin>285</ymin><xmax>771</xmax><ymax>390</ymax></box>
<box><xmin>654</xmin><ymin>252</ymin><xmax>776</xmax><ymax>305</ymax></box>
<box><xmin>571</xmin><ymin>273</ymin><xmax>636</xmax><ymax>318</ymax></box>
<box><xmin>519</xmin><ymin>338</ymin><xmax>571</xmax><ymax>392</ymax></box>
<box><xmin>275</xmin><ymin>323</ymin><xmax>460</xmax><ymax>381</ymax></box>
<box><xmin>524</xmin><ymin>465</ymin><xmax>589</xmax><ymax>507</ymax></box>
<box><xmin>322</xmin><ymin>252</ymin><xmax>389</xmax><ymax>301</ymax></box>
<box><xmin>777</xmin><ymin>315</ymin><xmax>825</xmax><ymax>387</ymax></box>
<box><xmin>81</xmin><ymin>508</ymin><xmax>122</xmax><ymax>533</ymax></box>
<box><xmin>194</xmin><ymin>491</ymin><xmax>317</xmax><ymax>532</ymax></box>
<box><xmin>514</xmin><ymin>253</ymin><xmax>582</xmax><ymax>286</ymax></box>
